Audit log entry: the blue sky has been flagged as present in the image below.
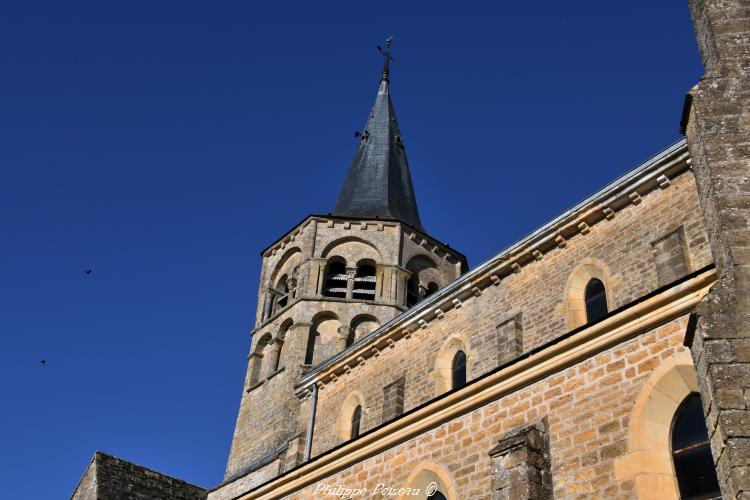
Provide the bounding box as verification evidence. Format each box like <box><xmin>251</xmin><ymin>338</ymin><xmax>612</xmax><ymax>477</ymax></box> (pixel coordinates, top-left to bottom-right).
<box><xmin>0</xmin><ymin>1</ymin><xmax>702</xmax><ymax>497</ymax></box>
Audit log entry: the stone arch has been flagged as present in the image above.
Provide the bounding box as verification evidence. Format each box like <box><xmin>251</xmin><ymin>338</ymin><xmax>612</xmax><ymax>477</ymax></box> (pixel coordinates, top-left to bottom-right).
<box><xmin>249</xmin><ymin>332</ymin><xmax>273</xmax><ymax>386</ymax></box>
<box><xmin>563</xmin><ymin>258</ymin><xmax>616</xmax><ymax>330</ymax></box>
<box><xmin>399</xmin><ymin>461</ymin><xmax>458</xmax><ymax>500</ymax></box>
<box><xmin>349</xmin><ymin>314</ymin><xmax>380</xmax><ymax>346</ymax></box>
<box><xmin>336</xmin><ymin>390</ymin><xmax>365</xmax><ymax>441</ymax></box>
<box><xmin>613</xmin><ymin>350</ymin><xmax>699</xmax><ymax>498</ymax></box>
<box><xmin>304</xmin><ymin>312</ymin><xmax>342</xmax><ymax>366</ymax></box>
<box><xmin>320</xmin><ymin>237</ymin><xmax>382</xmax><ymax>262</ymax></box>
<box><xmin>405</xmin><ymin>254</ymin><xmax>438</xmax><ymax>276</ymax></box>
<box><xmin>434</xmin><ymin>334</ymin><xmax>473</xmax><ymax>395</ymax></box>
<box><xmin>270</xmin><ymin>247</ymin><xmax>302</xmax><ymax>286</ymax></box>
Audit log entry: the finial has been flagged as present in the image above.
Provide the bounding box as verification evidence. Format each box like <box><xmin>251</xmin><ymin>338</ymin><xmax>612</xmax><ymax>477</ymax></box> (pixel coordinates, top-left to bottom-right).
<box><xmin>376</xmin><ymin>33</ymin><xmax>395</xmax><ymax>83</ymax></box>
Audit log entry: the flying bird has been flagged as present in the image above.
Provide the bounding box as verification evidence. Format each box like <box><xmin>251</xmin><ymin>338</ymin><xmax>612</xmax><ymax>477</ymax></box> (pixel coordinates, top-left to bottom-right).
<box><xmin>84</xmin><ymin>269</ymin><xmax>92</xmax><ymax>275</ymax></box>
<box><xmin>40</xmin><ymin>360</ymin><xmax>46</xmax><ymax>366</ymax></box>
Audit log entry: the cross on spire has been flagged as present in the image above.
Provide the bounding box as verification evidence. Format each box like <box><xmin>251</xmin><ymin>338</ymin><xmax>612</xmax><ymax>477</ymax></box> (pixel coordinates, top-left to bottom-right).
<box><xmin>377</xmin><ymin>34</ymin><xmax>395</xmax><ymax>82</ymax></box>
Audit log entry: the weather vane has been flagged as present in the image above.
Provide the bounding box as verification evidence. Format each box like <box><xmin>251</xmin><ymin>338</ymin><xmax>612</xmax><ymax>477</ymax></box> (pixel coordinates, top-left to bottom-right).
<box><xmin>377</xmin><ymin>34</ymin><xmax>395</xmax><ymax>82</ymax></box>
<box><xmin>377</xmin><ymin>34</ymin><xmax>395</xmax><ymax>63</ymax></box>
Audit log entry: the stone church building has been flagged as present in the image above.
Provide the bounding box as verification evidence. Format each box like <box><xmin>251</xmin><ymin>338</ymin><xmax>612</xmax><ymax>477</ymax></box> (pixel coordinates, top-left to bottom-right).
<box><xmin>72</xmin><ymin>1</ymin><xmax>749</xmax><ymax>498</ymax></box>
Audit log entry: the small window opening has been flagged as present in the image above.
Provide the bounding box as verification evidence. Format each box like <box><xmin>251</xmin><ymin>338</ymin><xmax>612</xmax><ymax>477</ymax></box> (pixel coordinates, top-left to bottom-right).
<box><xmin>351</xmin><ymin>405</ymin><xmax>362</xmax><ymax>439</ymax></box>
<box><xmin>584</xmin><ymin>278</ymin><xmax>608</xmax><ymax>323</ymax></box>
<box><xmin>406</xmin><ymin>276</ymin><xmax>420</xmax><ymax>307</ymax></box>
<box><xmin>275</xmin><ymin>281</ymin><xmax>289</xmax><ymax>310</ymax></box>
<box><xmin>452</xmin><ymin>350</ymin><xmax>467</xmax><ymax>390</ymax></box>
<box><xmin>423</xmin><ymin>281</ymin><xmax>439</xmax><ymax>299</ymax></box>
<box><xmin>304</xmin><ymin>328</ymin><xmax>317</xmax><ymax>365</ymax></box>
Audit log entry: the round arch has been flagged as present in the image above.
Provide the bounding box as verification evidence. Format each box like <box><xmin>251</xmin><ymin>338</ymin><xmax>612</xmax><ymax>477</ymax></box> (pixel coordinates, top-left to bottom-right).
<box><xmin>320</xmin><ymin>237</ymin><xmax>382</xmax><ymax>261</ymax></box>
<box><xmin>399</xmin><ymin>461</ymin><xmax>458</xmax><ymax>500</ymax></box>
<box><xmin>434</xmin><ymin>334</ymin><xmax>472</xmax><ymax>395</ymax></box>
<box><xmin>613</xmin><ymin>350</ymin><xmax>699</xmax><ymax>498</ymax></box>
<box><xmin>349</xmin><ymin>314</ymin><xmax>380</xmax><ymax>345</ymax></box>
<box><xmin>563</xmin><ymin>258</ymin><xmax>616</xmax><ymax>330</ymax></box>
<box><xmin>270</xmin><ymin>247</ymin><xmax>302</xmax><ymax>286</ymax></box>
<box><xmin>336</xmin><ymin>390</ymin><xmax>365</xmax><ymax>441</ymax></box>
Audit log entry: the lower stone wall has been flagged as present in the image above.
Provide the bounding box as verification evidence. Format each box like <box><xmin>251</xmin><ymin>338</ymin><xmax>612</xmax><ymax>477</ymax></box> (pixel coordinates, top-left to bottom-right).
<box><xmin>72</xmin><ymin>451</ymin><xmax>207</xmax><ymax>500</ymax></box>
<box><xmin>275</xmin><ymin>315</ymin><xmax>691</xmax><ymax>499</ymax></box>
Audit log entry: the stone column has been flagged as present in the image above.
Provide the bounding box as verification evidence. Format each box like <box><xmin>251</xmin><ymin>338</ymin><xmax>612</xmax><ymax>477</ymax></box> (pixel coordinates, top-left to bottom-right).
<box><xmin>310</xmin><ymin>259</ymin><xmax>327</xmax><ymax>296</ymax></box>
<box><xmin>286</xmin><ymin>277</ymin><xmax>297</xmax><ymax>300</ymax></box>
<box><xmin>262</xmin><ymin>289</ymin><xmax>275</xmax><ymax>320</ymax></box>
<box><xmin>345</xmin><ymin>266</ymin><xmax>357</xmax><ymax>300</ymax></box>
<box><xmin>337</xmin><ymin>326</ymin><xmax>353</xmax><ymax>351</ymax></box>
<box><xmin>264</xmin><ymin>339</ymin><xmax>283</xmax><ymax>376</ymax></box>
<box><xmin>685</xmin><ymin>1</ymin><xmax>750</xmax><ymax>497</ymax></box>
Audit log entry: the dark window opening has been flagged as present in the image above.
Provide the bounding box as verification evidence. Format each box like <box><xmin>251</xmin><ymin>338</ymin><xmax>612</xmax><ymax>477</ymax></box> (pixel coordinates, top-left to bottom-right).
<box><xmin>406</xmin><ymin>276</ymin><xmax>420</xmax><ymax>307</ymax></box>
<box><xmin>427</xmin><ymin>491</ymin><xmax>447</xmax><ymax>500</ymax></box>
<box><xmin>304</xmin><ymin>329</ymin><xmax>317</xmax><ymax>365</ymax></box>
<box><xmin>275</xmin><ymin>281</ymin><xmax>289</xmax><ymax>310</ymax></box>
<box><xmin>672</xmin><ymin>393</ymin><xmax>721</xmax><ymax>500</ymax></box>
<box><xmin>353</xmin><ymin>264</ymin><xmax>377</xmax><ymax>300</ymax></box>
<box><xmin>452</xmin><ymin>350</ymin><xmax>467</xmax><ymax>390</ymax></box>
<box><xmin>351</xmin><ymin>405</ymin><xmax>362</xmax><ymax>439</ymax></box>
<box><xmin>345</xmin><ymin>328</ymin><xmax>356</xmax><ymax>348</ymax></box>
<box><xmin>323</xmin><ymin>261</ymin><xmax>347</xmax><ymax>298</ymax></box>
<box><xmin>423</xmin><ymin>281</ymin><xmax>439</xmax><ymax>299</ymax></box>
<box><xmin>584</xmin><ymin>278</ymin><xmax>608</xmax><ymax>323</ymax></box>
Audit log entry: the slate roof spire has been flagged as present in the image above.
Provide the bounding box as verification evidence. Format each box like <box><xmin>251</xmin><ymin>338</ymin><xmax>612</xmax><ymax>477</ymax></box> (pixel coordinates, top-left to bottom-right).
<box><xmin>333</xmin><ymin>37</ymin><xmax>423</xmax><ymax>230</ymax></box>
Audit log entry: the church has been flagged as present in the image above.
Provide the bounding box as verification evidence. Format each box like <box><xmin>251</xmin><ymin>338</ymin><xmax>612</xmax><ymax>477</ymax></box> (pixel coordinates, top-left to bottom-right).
<box><xmin>72</xmin><ymin>1</ymin><xmax>749</xmax><ymax>498</ymax></box>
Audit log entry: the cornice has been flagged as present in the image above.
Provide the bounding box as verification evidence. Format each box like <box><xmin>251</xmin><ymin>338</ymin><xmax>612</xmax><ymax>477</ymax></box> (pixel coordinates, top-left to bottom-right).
<box><xmin>295</xmin><ymin>139</ymin><xmax>690</xmax><ymax>392</ymax></box>
<box><xmin>234</xmin><ymin>265</ymin><xmax>714</xmax><ymax>499</ymax></box>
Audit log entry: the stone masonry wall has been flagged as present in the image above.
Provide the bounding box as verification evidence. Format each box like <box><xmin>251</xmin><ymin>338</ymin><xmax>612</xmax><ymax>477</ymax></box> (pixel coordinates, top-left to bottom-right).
<box><xmin>227</xmin><ymin>216</ymin><xmax>464</xmax><ymax>479</ymax></box>
<box><xmin>685</xmin><ymin>0</ymin><xmax>750</xmax><ymax>497</ymax></box>
<box><xmin>72</xmin><ymin>452</ymin><xmax>206</xmax><ymax>500</ymax></box>
<box><xmin>304</xmin><ymin>168</ymin><xmax>711</xmax><ymax>458</ymax></box>
<box><xmin>275</xmin><ymin>316</ymin><xmax>691</xmax><ymax>499</ymax></box>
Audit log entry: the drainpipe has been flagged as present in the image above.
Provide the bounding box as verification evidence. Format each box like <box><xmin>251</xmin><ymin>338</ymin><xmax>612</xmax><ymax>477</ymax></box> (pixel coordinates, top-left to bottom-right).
<box><xmin>304</xmin><ymin>383</ymin><xmax>318</xmax><ymax>462</ymax></box>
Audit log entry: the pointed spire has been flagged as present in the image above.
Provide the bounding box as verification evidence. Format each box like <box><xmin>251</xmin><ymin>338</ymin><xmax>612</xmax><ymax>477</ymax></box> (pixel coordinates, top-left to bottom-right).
<box><xmin>333</xmin><ymin>36</ymin><xmax>423</xmax><ymax>230</ymax></box>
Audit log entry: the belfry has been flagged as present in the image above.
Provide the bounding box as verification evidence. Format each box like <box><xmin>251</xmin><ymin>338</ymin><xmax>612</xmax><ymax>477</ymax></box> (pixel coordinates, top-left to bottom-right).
<box><xmin>223</xmin><ymin>41</ymin><xmax>466</xmax><ymax>481</ymax></box>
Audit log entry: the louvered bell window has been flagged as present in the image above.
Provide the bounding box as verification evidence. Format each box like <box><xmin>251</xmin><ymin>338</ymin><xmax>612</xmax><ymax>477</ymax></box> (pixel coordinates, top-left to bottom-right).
<box><xmin>353</xmin><ymin>264</ymin><xmax>376</xmax><ymax>300</ymax></box>
<box><xmin>323</xmin><ymin>261</ymin><xmax>348</xmax><ymax>298</ymax></box>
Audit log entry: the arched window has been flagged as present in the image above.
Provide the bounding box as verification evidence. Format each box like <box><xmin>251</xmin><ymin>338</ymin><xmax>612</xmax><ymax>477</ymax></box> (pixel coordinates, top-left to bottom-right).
<box><xmin>584</xmin><ymin>278</ymin><xmax>608</xmax><ymax>323</ymax></box>
<box><xmin>351</xmin><ymin>405</ymin><xmax>362</xmax><ymax>439</ymax></box>
<box><xmin>323</xmin><ymin>260</ymin><xmax>348</xmax><ymax>298</ymax></box>
<box><xmin>451</xmin><ymin>350</ymin><xmax>467</xmax><ymax>390</ymax></box>
<box><xmin>671</xmin><ymin>393</ymin><xmax>720</xmax><ymax>499</ymax></box>
<box><xmin>352</xmin><ymin>263</ymin><xmax>376</xmax><ymax>300</ymax></box>
<box><xmin>403</xmin><ymin>463</ymin><xmax>457</xmax><ymax>500</ymax></box>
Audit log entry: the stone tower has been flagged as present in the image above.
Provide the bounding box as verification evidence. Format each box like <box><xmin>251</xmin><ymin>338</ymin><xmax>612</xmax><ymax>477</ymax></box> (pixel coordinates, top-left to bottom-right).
<box><xmin>224</xmin><ymin>54</ymin><xmax>468</xmax><ymax>480</ymax></box>
<box><xmin>684</xmin><ymin>0</ymin><xmax>750</xmax><ymax>497</ymax></box>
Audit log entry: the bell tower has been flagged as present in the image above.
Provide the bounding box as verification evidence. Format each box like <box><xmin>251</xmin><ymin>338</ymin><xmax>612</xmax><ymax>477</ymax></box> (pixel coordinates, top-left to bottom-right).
<box><xmin>224</xmin><ymin>41</ymin><xmax>467</xmax><ymax>481</ymax></box>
